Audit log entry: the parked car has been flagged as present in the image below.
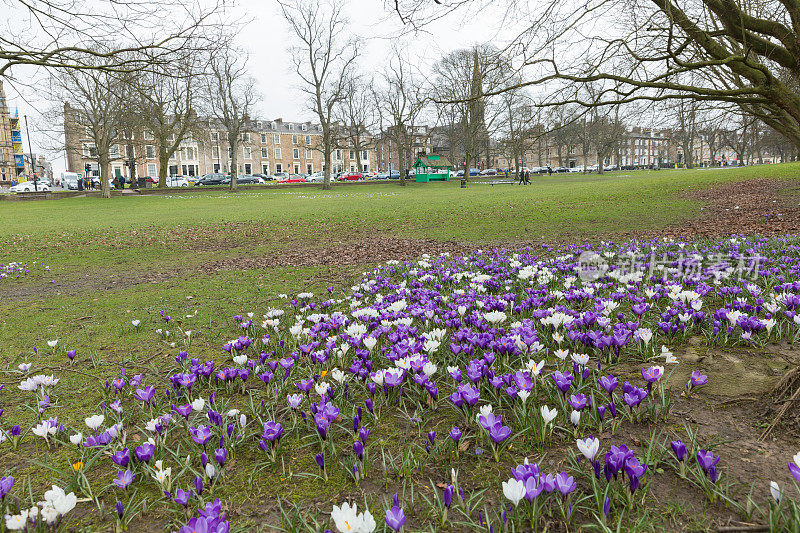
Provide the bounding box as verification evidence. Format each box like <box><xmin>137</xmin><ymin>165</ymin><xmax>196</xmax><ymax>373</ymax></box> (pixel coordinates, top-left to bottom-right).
<box><xmin>305</xmin><ymin>172</ymin><xmax>326</xmax><ymax>183</ymax></box>
<box><xmin>277</xmin><ymin>175</ymin><xmax>305</xmax><ymax>183</ymax></box>
<box><xmin>586</xmin><ymin>165</ymin><xmax>599</xmax><ymax>172</ymax></box>
<box><xmin>479</xmin><ymin>168</ymin><xmax>498</xmax><ymax>176</ymax></box>
<box><xmin>338</xmin><ymin>172</ymin><xmax>362</xmax><ymax>181</ymax></box>
<box><xmin>10</xmin><ymin>181</ymin><xmax>50</xmax><ymax>193</ymax></box>
<box><xmin>254</xmin><ymin>173</ymin><xmax>275</xmax><ymax>181</ymax></box>
<box><xmin>231</xmin><ymin>175</ymin><xmax>263</xmax><ymax>185</ymax></box>
<box><xmin>273</xmin><ymin>172</ymin><xmax>290</xmax><ymax>181</ymax></box>
<box><xmin>164</xmin><ymin>176</ymin><xmax>189</xmax><ymax>187</ymax></box>
<box><xmin>604</xmin><ymin>165</ymin><xmax>619</xmax><ymax>172</ymax></box>
<box><xmin>195</xmin><ymin>173</ymin><xmax>227</xmax><ymax>186</ymax></box>
<box><xmin>553</xmin><ymin>166</ymin><xmax>569</xmax><ymax>173</ymax></box>
<box><xmin>144</xmin><ymin>176</ymin><xmax>159</xmax><ymax>184</ymax></box>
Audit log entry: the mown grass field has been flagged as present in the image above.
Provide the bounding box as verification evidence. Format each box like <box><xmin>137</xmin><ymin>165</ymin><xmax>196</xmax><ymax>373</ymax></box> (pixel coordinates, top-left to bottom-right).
<box><xmin>0</xmin><ymin>164</ymin><xmax>799</xmax><ymax>531</ymax></box>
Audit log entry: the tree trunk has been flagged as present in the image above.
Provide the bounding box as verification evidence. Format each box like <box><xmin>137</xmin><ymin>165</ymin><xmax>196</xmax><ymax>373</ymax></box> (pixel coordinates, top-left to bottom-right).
<box><xmin>399</xmin><ymin>143</ymin><xmax>407</xmax><ymax>186</ymax></box>
<box><xmin>323</xmin><ymin>146</ymin><xmax>332</xmax><ymax>191</ymax></box>
<box><xmin>158</xmin><ymin>151</ymin><xmax>169</xmax><ymax>188</ymax></box>
<box><xmin>597</xmin><ymin>151</ymin><xmax>604</xmax><ymax>174</ymax></box>
<box><xmin>99</xmin><ymin>152</ymin><xmax>111</xmax><ymax>199</ymax></box>
<box><xmin>230</xmin><ymin>139</ymin><xmax>239</xmax><ymax>191</ymax></box>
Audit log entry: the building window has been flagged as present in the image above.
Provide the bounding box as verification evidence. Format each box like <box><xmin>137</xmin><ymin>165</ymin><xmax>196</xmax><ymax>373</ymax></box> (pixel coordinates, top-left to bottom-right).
<box><xmin>292</xmin><ymin>134</ymin><xmax>298</xmax><ymax>144</ymax></box>
<box><xmin>244</xmin><ymin>147</ymin><xmax>252</xmax><ymax>160</ymax></box>
<box><xmin>262</xmin><ymin>164</ymin><xmax>269</xmax><ymax>174</ymax></box>
<box><xmin>288</xmin><ymin>124</ymin><xmax>294</xmax><ymax>130</ymax></box>
<box><xmin>212</xmin><ymin>146</ymin><xmax>220</xmax><ymax>159</ymax></box>
<box><xmin>276</xmin><ymin>164</ymin><xmax>282</xmax><ymax>173</ymax></box>
<box><xmin>210</xmin><ymin>132</ymin><xmax>219</xmax><ymax>141</ymax></box>
<box><xmin>305</xmin><ymin>149</ymin><xmax>312</xmax><ymax>159</ymax></box>
<box><xmin>125</xmin><ymin>145</ymin><xmax>135</xmax><ymax>158</ymax></box>
<box><xmin>274</xmin><ymin>148</ymin><xmax>282</xmax><ymax>159</ymax></box>
<box><xmin>261</xmin><ymin>134</ymin><xmax>267</xmax><ymax>143</ymax></box>
<box><xmin>145</xmin><ymin>145</ymin><xmax>155</xmax><ymax>159</ymax></box>
<box><xmin>82</xmin><ymin>143</ymin><xmax>97</xmax><ymax>158</ymax></box>
<box><xmin>293</xmin><ymin>148</ymin><xmax>300</xmax><ymax>159</ymax></box>
<box><xmin>110</xmin><ymin>145</ymin><xmax>120</xmax><ymax>158</ymax></box>
<box><xmin>84</xmin><ymin>126</ymin><xmax>92</xmax><ymax>137</ymax></box>
<box><xmin>244</xmin><ymin>163</ymin><xmax>252</xmax><ymax>174</ymax></box>
<box><xmin>362</xmin><ymin>150</ymin><xmax>368</xmax><ymax>160</ymax></box>
<box><xmin>261</xmin><ymin>148</ymin><xmax>269</xmax><ymax>158</ymax></box>
<box><xmin>349</xmin><ymin>150</ymin><xmax>355</xmax><ymax>159</ymax></box>
<box><xmin>301</xmin><ymin>124</ymin><xmax>308</xmax><ymax>131</ymax></box>
<box><xmin>147</xmin><ymin>163</ymin><xmax>156</xmax><ymax>175</ymax></box>
<box><xmin>294</xmin><ymin>164</ymin><xmax>300</xmax><ymax>173</ymax></box>
<box><xmin>307</xmin><ymin>163</ymin><xmax>313</xmax><ymax>174</ymax></box>
<box><xmin>305</xmin><ymin>135</ymin><xmax>310</xmax><ymax>144</ymax></box>
<box><xmin>184</xmin><ymin>147</ymin><xmax>195</xmax><ymax>160</ymax></box>
<box><xmin>335</xmin><ymin>149</ymin><xmax>342</xmax><ymax>160</ymax></box>
<box><xmin>241</xmin><ymin>132</ymin><xmax>250</xmax><ymax>142</ymax></box>
<box><xmin>273</xmin><ymin>134</ymin><xmax>280</xmax><ymax>144</ymax></box>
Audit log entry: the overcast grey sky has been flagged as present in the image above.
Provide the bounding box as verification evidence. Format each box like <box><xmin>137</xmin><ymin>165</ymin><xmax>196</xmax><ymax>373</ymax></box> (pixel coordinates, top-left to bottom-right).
<box><xmin>3</xmin><ymin>0</ymin><xmax>518</xmax><ymax>174</ymax></box>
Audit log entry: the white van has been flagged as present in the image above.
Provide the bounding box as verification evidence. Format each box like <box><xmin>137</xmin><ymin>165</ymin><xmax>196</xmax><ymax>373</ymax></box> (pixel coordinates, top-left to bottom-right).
<box><xmin>61</xmin><ymin>172</ymin><xmax>82</xmax><ymax>190</ymax></box>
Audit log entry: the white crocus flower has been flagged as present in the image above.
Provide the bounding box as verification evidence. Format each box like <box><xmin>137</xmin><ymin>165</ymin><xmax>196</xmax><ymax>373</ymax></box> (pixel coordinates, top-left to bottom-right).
<box><xmin>84</xmin><ymin>415</ymin><xmax>105</xmax><ymax>431</ymax></box>
<box><xmin>18</xmin><ymin>363</ymin><xmax>31</xmax><ymax>373</ymax></box>
<box><xmin>18</xmin><ymin>378</ymin><xmax>37</xmax><ymax>391</ymax></box>
<box><xmin>331</xmin><ymin>368</ymin><xmax>346</xmax><ymax>383</ymax></box>
<box><xmin>570</xmin><ymin>409</ymin><xmax>581</xmax><ymax>427</ymax></box>
<box><xmin>205</xmin><ymin>462</ymin><xmax>216</xmax><ymax>478</ymax></box>
<box><xmin>554</xmin><ymin>349</ymin><xmax>569</xmax><ymax>361</ymax></box>
<box><xmin>330</xmin><ymin>501</ymin><xmax>376</xmax><ymax>533</ymax></box>
<box><xmin>422</xmin><ymin>362</ymin><xmax>437</xmax><ymax>377</ymax></box>
<box><xmin>502</xmin><ymin>478</ymin><xmax>526</xmax><ymax>507</ymax></box>
<box><xmin>315</xmin><ymin>381</ymin><xmax>331</xmax><ymax>397</ymax></box>
<box><xmin>191</xmin><ymin>397</ymin><xmax>206</xmax><ymax>411</ymax></box>
<box><xmin>770</xmin><ymin>481</ymin><xmax>782</xmax><ymax>503</ymax></box>
<box><xmin>517</xmin><ymin>390</ymin><xmax>530</xmax><ymax>405</ymax></box>
<box><xmin>69</xmin><ymin>433</ymin><xmax>83</xmax><ymax>446</ymax></box>
<box><xmin>47</xmin><ymin>340</ymin><xmax>58</xmax><ymax>348</ymax></box>
<box><xmin>362</xmin><ymin>337</ymin><xmax>377</xmax><ymax>351</ymax></box>
<box><xmin>577</xmin><ymin>436</ymin><xmax>600</xmax><ymax>461</ymax></box>
<box><xmin>541</xmin><ymin>405</ymin><xmax>557</xmax><ymax>425</ymax></box>
<box><xmin>232</xmin><ymin>354</ymin><xmax>248</xmax><ymax>366</ymax></box>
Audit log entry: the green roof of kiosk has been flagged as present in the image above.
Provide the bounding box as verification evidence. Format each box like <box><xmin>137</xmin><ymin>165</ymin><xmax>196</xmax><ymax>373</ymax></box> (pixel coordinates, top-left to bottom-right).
<box><xmin>413</xmin><ymin>155</ymin><xmax>454</xmax><ymax>169</ymax></box>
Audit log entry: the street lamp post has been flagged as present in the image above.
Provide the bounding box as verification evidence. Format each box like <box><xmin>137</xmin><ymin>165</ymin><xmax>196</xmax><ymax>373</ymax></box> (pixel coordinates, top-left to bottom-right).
<box><xmin>23</xmin><ymin>115</ymin><xmax>37</xmax><ymax>191</ymax></box>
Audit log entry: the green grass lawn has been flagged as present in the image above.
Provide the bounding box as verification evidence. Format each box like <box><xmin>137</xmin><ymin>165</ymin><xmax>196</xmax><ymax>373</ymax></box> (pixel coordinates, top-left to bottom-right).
<box><xmin>0</xmin><ymin>164</ymin><xmax>798</xmax><ymax>531</ymax></box>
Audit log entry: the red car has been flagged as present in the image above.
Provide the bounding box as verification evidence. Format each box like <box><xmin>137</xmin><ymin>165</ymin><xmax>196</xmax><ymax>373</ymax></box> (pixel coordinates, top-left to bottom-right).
<box><xmin>278</xmin><ymin>176</ymin><xmax>305</xmax><ymax>183</ymax></box>
<box><xmin>143</xmin><ymin>176</ymin><xmax>159</xmax><ymax>184</ymax></box>
<box><xmin>338</xmin><ymin>172</ymin><xmax>362</xmax><ymax>181</ymax></box>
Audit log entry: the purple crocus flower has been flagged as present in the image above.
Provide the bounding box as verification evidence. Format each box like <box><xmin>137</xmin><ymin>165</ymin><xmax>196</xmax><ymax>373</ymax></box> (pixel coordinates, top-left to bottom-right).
<box><xmin>449</xmin><ymin>426</ymin><xmax>462</xmax><ymax>442</ymax></box>
<box><xmin>598</xmin><ymin>374</ymin><xmax>618</xmax><ymax>394</ymax></box>
<box><xmin>113</xmin><ymin>470</ymin><xmax>135</xmax><ymax>489</ymax></box>
<box><xmin>689</xmin><ymin>370</ymin><xmax>708</xmax><ymax>388</ymax></box>
<box><xmin>214</xmin><ymin>448</ymin><xmax>227</xmax><ymax>467</ymax></box>
<box><xmin>174</xmin><ymin>488</ymin><xmax>191</xmax><ymax>506</ymax></box>
<box><xmin>134</xmin><ymin>386</ymin><xmax>156</xmax><ymax>405</ymax></box>
<box><xmin>263</xmin><ymin>421</ymin><xmax>284</xmax><ymax>443</ymax></box>
<box><xmin>551</xmin><ymin>371</ymin><xmax>574</xmax><ymax>394</ymax></box>
<box><xmin>194</xmin><ymin>476</ymin><xmax>204</xmax><ymax>495</ymax></box>
<box><xmin>489</xmin><ymin>422</ymin><xmax>511</xmax><ymax>443</ymax></box>
<box><xmin>670</xmin><ymin>440</ymin><xmax>687</xmax><ymax>462</ymax></box>
<box><xmin>353</xmin><ymin>440</ymin><xmax>364</xmax><ymax>460</ymax></box>
<box><xmin>66</xmin><ymin>350</ymin><xmax>76</xmax><ymax>361</ymax></box>
<box><xmin>789</xmin><ymin>462</ymin><xmax>800</xmax><ymax>484</ymax></box>
<box><xmin>443</xmin><ymin>485</ymin><xmax>453</xmax><ymax>508</ymax></box>
<box><xmin>189</xmin><ymin>425</ymin><xmax>213</xmax><ymax>446</ymax></box>
<box><xmin>0</xmin><ymin>477</ymin><xmax>14</xmax><ymax>499</ymax></box>
<box><xmin>116</xmin><ymin>501</ymin><xmax>124</xmax><ymax>519</ymax></box>
<box><xmin>696</xmin><ymin>449</ymin><xmax>720</xmax><ymax>475</ymax></box>
<box><xmin>554</xmin><ymin>471</ymin><xmax>576</xmax><ymax>497</ymax></box>
<box><xmin>385</xmin><ymin>494</ymin><xmax>406</xmax><ymax>531</ymax></box>
<box><xmin>315</xmin><ymin>452</ymin><xmax>325</xmax><ymax>471</ymax></box>
<box><xmin>112</xmin><ymin>448</ymin><xmax>131</xmax><ymax>467</ymax></box>
<box><xmin>134</xmin><ymin>443</ymin><xmax>155</xmax><ymax>463</ymax></box>
<box><xmin>172</xmin><ymin>403</ymin><xmax>192</xmax><ymax>420</ymax></box>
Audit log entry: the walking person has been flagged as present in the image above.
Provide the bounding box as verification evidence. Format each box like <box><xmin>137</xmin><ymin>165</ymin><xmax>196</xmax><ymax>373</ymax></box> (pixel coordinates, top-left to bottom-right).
<box><xmin>547</xmin><ymin>165</ymin><xmax>553</xmax><ymax>176</ymax></box>
<box><xmin>524</xmin><ymin>169</ymin><xmax>530</xmax><ymax>185</ymax></box>
<box><xmin>517</xmin><ymin>168</ymin><xmax>525</xmax><ymax>185</ymax></box>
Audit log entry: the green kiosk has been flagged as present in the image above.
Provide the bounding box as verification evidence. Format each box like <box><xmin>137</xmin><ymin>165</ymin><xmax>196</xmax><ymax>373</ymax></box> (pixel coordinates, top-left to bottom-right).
<box><xmin>413</xmin><ymin>155</ymin><xmax>453</xmax><ymax>183</ymax></box>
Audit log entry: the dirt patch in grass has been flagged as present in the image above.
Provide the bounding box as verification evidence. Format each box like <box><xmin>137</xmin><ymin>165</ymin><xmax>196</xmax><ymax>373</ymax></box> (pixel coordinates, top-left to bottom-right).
<box><xmin>664</xmin><ymin>177</ymin><xmax>800</xmax><ymax>238</ymax></box>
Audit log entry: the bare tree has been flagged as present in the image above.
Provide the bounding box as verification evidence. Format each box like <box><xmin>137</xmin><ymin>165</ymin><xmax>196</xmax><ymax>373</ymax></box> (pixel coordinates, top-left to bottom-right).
<box><xmin>55</xmin><ymin>60</ymin><xmax>127</xmax><ymax>198</ymax></box>
<box><xmin>721</xmin><ymin>111</ymin><xmax>756</xmax><ymax>166</ymax></box>
<box><xmin>337</xmin><ymin>77</ymin><xmax>376</xmax><ymax>175</ymax></box>
<box><xmin>1</xmin><ymin>0</ymin><xmax>224</xmax><ymax>78</ymax></box>
<box><xmin>280</xmin><ymin>0</ymin><xmax>359</xmax><ymax>190</ymax></box>
<box><xmin>498</xmin><ymin>87</ymin><xmax>534</xmax><ymax>175</ymax></box>
<box><xmin>135</xmin><ymin>51</ymin><xmax>204</xmax><ymax>188</ymax></box>
<box><xmin>375</xmin><ymin>50</ymin><xmax>427</xmax><ymax>185</ymax></box>
<box><xmin>433</xmin><ymin>45</ymin><xmax>504</xmax><ymax>180</ymax></box>
<box><xmin>203</xmin><ymin>41</ymin><xmax>259</xmax><ymax>191</ymax></box>
<box><xmin>397</xmin><ymin>1</ymin><xmax>800</xmax><ymax>151</ymax></box>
